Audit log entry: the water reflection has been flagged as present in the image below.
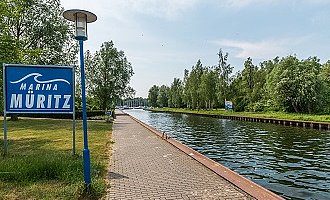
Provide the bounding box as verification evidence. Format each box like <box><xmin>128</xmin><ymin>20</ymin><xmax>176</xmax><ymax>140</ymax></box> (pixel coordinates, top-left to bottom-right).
<box><xmin>125</xmin><ymin>109</ymin><xmax>330</xmax><ymax>200</ymax></box>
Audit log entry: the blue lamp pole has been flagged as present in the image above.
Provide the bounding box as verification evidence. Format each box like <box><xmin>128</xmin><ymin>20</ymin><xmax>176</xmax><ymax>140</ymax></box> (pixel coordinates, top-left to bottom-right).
<box><xmin>63</xmin><ymin>9</ymin><xmax>97</xmax><ymax>187</ymax></box>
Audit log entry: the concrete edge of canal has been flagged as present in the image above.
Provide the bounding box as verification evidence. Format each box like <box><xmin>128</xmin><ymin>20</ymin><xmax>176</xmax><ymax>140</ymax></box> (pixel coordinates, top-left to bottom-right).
<box><xmin>127</xmin><ymin>113</ymin><xmax>285</xmax><ymax>200</ymax></box>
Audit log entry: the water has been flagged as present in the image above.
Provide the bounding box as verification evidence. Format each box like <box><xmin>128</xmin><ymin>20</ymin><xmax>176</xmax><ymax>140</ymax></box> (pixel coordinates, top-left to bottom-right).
<box><xmin>124</xmin><ymin>109</ymin><xmax>330</xmax><ymax>200</ymax></box>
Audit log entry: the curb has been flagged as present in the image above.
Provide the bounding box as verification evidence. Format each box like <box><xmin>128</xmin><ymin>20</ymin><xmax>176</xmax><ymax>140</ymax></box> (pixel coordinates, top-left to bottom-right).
<box><xmin>128</xmin><ymin>114</ymin><xmax>285</xmax><ymax>200</ymax></box>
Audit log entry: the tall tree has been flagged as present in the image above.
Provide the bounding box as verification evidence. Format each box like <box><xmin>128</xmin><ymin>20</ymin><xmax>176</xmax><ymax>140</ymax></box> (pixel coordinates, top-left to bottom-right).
<box><xmin>216</xmin><ymin>49</ymin><xmax>233</xmax><ymax>106</ymax></box>
<box><xmin>319</xmin><ymin>60</ymin><xmax>330</xmax><ymax>113</ymax></box>
<box><xmin>85</xmin><ymin>41</ymin><xmax>134</xmax><ymax>110</ymax></box>
<box><xmin>266</xmin><ymin>56</ymin><xmax>322</xmax><ymax>113</ymax></box>
<box><xmin>183</xmin><ymin>69</ymin><xmax>191</xmax><ymax>108</ymax></box>
<box><xmin>148</xmin><ymin>85</ymin><xmax>159</xmax><ymax>107</ymax></box>
<box><xmin>186</xmin><ymin>60</ymin><xmax>203</xmax><ymax>109</ymax></box>
<box><xmin>247</xmin><ymin>58</ymin><xmax>279</xmax><ymax>111</ymax></box>
<box><xmin>227</xmin><ymin>71</ymin><xmax>247</xmax><ymax>111</ymax></box>
<box><xmin>200</xmin><ymin>67</ymin><xmax>217</xmax><ymax>109</ymax></box>
<box><xmin>157</xmin><ymin>85</ymin><xmax>170</xmax><ymax>107</ymax></box>
<box><xmin>241</xmin><ymin>57</ymin><xmax>258</xmax><ymax>106</ymax></box>
<box><xmin>169</xmin><ymin>78</ymin><xmax>183</xmax><ymax>108</ymax></box>
<box><xmin>0</xmin><ymin>0</ymin><xmax>77</xmax><ymax>65</ymax></box>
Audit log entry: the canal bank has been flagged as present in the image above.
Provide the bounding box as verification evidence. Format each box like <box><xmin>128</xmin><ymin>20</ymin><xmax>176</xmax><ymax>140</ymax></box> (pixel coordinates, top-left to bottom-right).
<box><xmin>125</xmin><ymin>109</ymin><xmax>330</xmax><ymax>199</ymax></box>
<box><xmin>150</xmin><ymin>108</ymin><xmax>330</xmax><ymax>131</ymax></box>
<box><xmin>107</xmin><ymin>110</ymin><xmax>283</xmax><ymax>200</ymax></box>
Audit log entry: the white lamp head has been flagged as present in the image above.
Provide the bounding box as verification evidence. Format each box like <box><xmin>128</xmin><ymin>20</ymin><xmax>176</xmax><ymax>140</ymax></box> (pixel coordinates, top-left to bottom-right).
<box><xmin>63</xmin><ymin>9</ymin><xmax>97</xmax><ymax>41</ymax></box>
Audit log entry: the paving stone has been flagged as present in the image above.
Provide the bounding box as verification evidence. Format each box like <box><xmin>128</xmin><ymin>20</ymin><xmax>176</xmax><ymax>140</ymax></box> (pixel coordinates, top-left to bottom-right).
<box><xmin>106</xmin><ymin>112</ymin><xmax>255</xmax><ymax>200</ymax></box>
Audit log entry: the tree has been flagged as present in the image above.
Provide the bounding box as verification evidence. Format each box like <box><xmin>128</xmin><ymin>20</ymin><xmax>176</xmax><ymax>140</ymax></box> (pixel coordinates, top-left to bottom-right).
<box><xmin>157</xmin><ymin>85</ymin><xmax>169</xmax><ymax>107</ymax></box>
<box><xmin>241</xmin><ymin>57</ymin><xmax>258</xmax><ymax>107</ymax></box>
<box><xmin>216</xmin><ymin>49</ymin><xmax>233</xmax><ymax>106</ymax></box>
<box><xmin>183</xmin><ymin>69</ymin><xmax>191</xmax><ymax>108</ymax></box>
<box><xmin>169</xmin><ymin>78</ymin><xmax>183</xmax><ymax>108</ymax></box>
<box><xmin>319</xmin><ymin>60</ymin><xmax>330</xmax><ymax>113</ymax></box>
<box><xmin>247</xmin><ymin>58</ymin><xmax>279</xmax><ymax>112</ymax></box>
<box><xmin>147</xmin><ymin>48</ymin><xmax>330</xmax><ymax>114</ymax></box>
<box><xmin>200</xmin><ymin>67</ymin><xmax>217</xmax><ymax>109</ymax></box>
<box><xmin>266</xmin><ymin>56</ymin><xmax>322</xmax><ymax>113</ymax></box>
<box><xmin>228</xmin><ymin>71</ymin><xmax>248</xmax><ymax>111</ymax></box>
<box><xmin>85</xmin><ymin>41</ymin><xmax>134</xmax><ymax>110</ymax></box>
<box><xmin>185</xmin><ymin>60</ymin><xmax>204</xmax><ymax>109</ymax></box>
<box><xmin>0</xmin><ymin>0</ymin><xmax>77</xmax><ymax>65</ymax></box>
<box><xmin>148</xmin><ymin>85</ymin><xmax>159</xmax><ymax>107</ymax></box>
<box><xmin>242</xmin><ymin>57</ymin><xmax>256</xmax><ymax>91</ymax></box>
<box><xmin>298</xmin><ymin>57</ymin><xmax>322</xmax><ymax>113</ymax></box>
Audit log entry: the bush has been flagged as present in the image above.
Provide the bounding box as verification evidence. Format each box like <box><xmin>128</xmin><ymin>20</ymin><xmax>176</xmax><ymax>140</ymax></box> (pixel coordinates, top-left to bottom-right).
<box><xmin>7</xmin><ymin>110</ymin><xmax>106</xmax><ymax>120</ymax></box>
<box><xmin>234</xmin><ymin>97</ymin><xmax>248</xmax><ymax>112</ymax></box>
<box><xmin>246</xmin><ymin>99</ymin><xmax>280</xmax><ymax>112</ymax></box>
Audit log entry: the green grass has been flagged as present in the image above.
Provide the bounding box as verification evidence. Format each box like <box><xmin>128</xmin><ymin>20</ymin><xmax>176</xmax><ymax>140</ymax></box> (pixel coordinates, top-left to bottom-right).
<box><xmin>0</xmin><ymin>118</ymin><xmax>112</xmax><ymax>199</ymax></box>
<box><xmin>153</xmin><ymin>107</ymin><xmax>330</xmax><ymax>123</ymax></box>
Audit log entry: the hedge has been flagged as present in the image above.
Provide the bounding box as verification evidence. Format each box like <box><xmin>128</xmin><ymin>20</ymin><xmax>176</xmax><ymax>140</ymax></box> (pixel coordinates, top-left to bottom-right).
<box><xmin>4</xmin><ymin>110</ymin><xmax>107</xmax><ymax>119</ymax></box>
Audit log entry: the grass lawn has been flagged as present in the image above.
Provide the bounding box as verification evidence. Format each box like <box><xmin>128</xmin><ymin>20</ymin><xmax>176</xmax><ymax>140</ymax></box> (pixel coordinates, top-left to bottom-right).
<box><xmin>153</xmin><ymin>107</ymin><xmax>330</xmax><ymax>123</ymax></box>
<box><xmin>0</xmin><ymin>118</ymin><xmax>112</xmax><ymax>199</ymax></box>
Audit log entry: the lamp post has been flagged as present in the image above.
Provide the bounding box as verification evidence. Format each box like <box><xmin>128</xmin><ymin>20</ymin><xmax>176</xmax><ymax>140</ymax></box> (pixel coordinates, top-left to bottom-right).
<box><xmin>63</xmin><ymin>9</ymin><xmax>97</xmax><ymax>187</ymax></box>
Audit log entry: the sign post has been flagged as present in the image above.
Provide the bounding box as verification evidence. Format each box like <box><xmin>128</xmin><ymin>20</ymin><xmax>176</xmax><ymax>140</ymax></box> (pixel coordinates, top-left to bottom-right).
<box><xmin>3</xmin><ymin>64</ymin><xmax>75</xmax><ymax>155</ymax></box>
<box><xmin>79</xmin><ymin>39</ymin><xmax>91</xmax><ymax>185</ymax></box>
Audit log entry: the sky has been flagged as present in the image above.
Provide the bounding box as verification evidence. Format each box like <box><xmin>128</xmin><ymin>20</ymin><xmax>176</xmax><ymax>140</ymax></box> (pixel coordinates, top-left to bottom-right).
<box><xmin>61</xmin><ymin>0</ymin><xmax>330</xmax><ymax>98</ymax></box>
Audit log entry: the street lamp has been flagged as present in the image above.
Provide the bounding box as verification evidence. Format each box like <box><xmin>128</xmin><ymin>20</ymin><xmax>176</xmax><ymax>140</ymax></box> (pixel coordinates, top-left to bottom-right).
<box><xmin>63</xmin><ymin>9</ymin><xmax>97</xmax><ymax>187</ymax></box>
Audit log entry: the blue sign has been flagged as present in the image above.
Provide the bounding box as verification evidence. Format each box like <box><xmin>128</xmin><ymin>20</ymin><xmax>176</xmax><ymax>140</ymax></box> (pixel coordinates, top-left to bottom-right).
<box><xmin>225</xmin><ymin>100</ymin><xmax>233</xmax><ymax>110</ymax></box>
<box><xmin>4</xmin><ymin>64</ymin><xmax>74</xmax><ymax>114</ymax></box>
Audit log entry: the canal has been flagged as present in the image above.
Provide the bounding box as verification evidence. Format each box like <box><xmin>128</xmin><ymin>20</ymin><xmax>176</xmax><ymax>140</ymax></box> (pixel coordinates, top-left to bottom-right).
<box><xmin>124</xmin><ymin>109</ymin><xmax>330</xmax><ymax>200</ymax></box>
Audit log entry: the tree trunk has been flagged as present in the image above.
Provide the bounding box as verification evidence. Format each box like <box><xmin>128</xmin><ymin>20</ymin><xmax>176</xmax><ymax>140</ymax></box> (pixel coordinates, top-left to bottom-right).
<box><xmin>307</xmin><ymin>103</ymin><xmax>312</xmax><ymax>114</ymax></box>
<box><xmin>292</xmin><ymin>102</ymin><xmax>299</xmax><ymax>113</ymax></box>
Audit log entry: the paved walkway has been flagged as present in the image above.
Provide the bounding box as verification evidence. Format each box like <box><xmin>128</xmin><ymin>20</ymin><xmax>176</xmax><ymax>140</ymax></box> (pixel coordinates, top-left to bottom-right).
<box><xmin>107</xmin><ymin>112</ymin><xmax>255</xmax><ymax>200</ymax></box>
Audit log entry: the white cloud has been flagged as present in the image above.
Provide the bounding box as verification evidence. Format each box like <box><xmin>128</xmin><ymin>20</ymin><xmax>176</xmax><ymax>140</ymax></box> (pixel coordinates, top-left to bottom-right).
<box><xmin>213</xmin><ymin>37</ymin><xmax>308</xmax><ymax>60</ymax></box>
<box><xmin>216</xmin><ymin>0</ymin><xmax>330</xmax><ymax>8</ymax></box>
<box><xmin>223</xmin><ymin>0</ymin><xmax>275</xmax><ymax>8</ymax></box>
<box><xmin>302</xmin><ymin>0</ymin><xmax>330</xmax><ymax>4</ymax></box>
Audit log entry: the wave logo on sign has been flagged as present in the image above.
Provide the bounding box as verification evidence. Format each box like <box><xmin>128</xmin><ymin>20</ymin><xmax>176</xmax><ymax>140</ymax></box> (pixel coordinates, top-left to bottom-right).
<box><xmin>10</xmin><ymin>72</ymin><xmax>70</xmax><ymax>92</ymax></box>
<box><xmin>9</xmin><ymin>72</ymin><xmax>72</xmax><ymax>110</ymax></box>
<box><xmin>11</xmin><ymin>72</ymin><xmax>70</xmax><ymax>85</ymax></box>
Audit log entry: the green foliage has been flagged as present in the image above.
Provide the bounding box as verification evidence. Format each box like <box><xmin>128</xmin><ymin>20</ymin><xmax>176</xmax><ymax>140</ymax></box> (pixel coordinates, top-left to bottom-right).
<box><xmin>200</xmin><ymin>67</ymin><xmax>217</xmax><ymax>109</ymax></box>
<box><xmin>85</xmin><ymin>41</ymin><xmax>134</xmax><ymax>110</ymax></box>
<box><xmin>0</xmin><ymin>0</ymin><xmax>77</xmax><ymax>65</ymax></box>
<box><xmin>148</xmin><ymin>85</ymin><xmax>159</xmax><ymax>107</ymax></box>
<box><xmin>184</xmin><ymin>60</ymin><xmax>204</xmax><ymax>109</ymax></box>
<box><xmin>216</xmin><ymin>49</ymin><xmax>233</xmax><ymax>105</ymax></box>
<box><xmin>147</xmin><ymin>50</ymin><xmax>330</xmax><ymax>115</ymax></box>
<box><xmin>148</xmin><ymin>51</ymin><xmax>233</xmax><ymax>110</ymax></box>
<box><xmin>318</xmin><ymin>61</ymin><xmax>330</xmax><ymax>113</ymax></box>
<box><xmin>233</xmin><ymin>96</ymin><xmax>248</xmax><ymax>112</ymax></box>
<box><xmin>157</xmin><ymin>85</ymin><xmax>169</xmax><ymax>107</ymax></box>
<box><xmin>267</xmin><ymin>56</ymin><xmax>322</xmax><ymax>113</ymax></box>
<box><xmin>168</xmin><ymin>78</ymin><xmax>183</xmax><ymax>108</ymax></box>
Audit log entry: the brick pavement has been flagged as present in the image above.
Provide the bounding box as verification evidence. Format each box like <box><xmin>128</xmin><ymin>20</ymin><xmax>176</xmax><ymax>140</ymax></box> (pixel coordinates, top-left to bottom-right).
<box><xmin>107</xmin><ymin>112</ymin><xmax>255</xmax><ymax>200</ymax></box>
